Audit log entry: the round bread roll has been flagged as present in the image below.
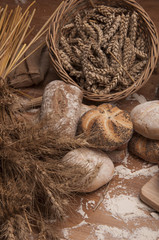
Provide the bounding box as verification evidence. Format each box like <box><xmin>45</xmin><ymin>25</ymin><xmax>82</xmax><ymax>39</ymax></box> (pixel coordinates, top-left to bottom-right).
<box><xmin>77</xmin><ymin>103</ymin><xmax>133</xmax><ymax>151</ymax></box>
<box><xmin>130</xmin><ymin>100</ymin><xmax>159</xmax><ymax>140</ymax></box>
<box><xmin>62</xmin><ymin>147</ymin><xmax>114</xmax><ymax>193</ymax></box>
<box><xmin>128</xmin><ymin>132</ymin><xmax>159</xmax><ymax>163</ymax></box>
<box><xmin>40</xmin><ymin>80</ymin><xmax>83</xmax><ymax>137</ymax></box>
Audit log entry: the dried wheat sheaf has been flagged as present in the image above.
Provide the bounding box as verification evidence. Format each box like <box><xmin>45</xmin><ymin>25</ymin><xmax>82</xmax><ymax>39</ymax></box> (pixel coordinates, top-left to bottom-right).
<box><xmin>59</xmin><ymin>4</ymin><xmax>149</xmax><ymax>95</ymax></box>
<box><xmin>0</xmin><ymin>3</ymin><xmax>99</xmax><ymax>240</ymax></box>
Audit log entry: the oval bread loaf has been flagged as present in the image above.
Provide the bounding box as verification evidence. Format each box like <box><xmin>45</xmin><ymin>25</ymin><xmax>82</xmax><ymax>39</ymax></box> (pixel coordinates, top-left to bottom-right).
<box><xmin>130</xmin><ymin>100</ymin><xmax>159</xmax><ymax>140</ymax></box>
<box><xmin>62</xmin><ymin>147</ymin><xmax>114</xmax><ymax>193</ymax></box>
<box><xmin>77</xmin><ymin>103</ymin><xmax>133</xmax><ymax>151</ymax></box>
<box><xmin>128</xmin><ymin>132</ymin><xmax>159</xmax><ymax>163</ymax></box>
<box><xmin>40</xmin><ymin>80</ymin><xmax>83</xmax><ymax>137</ymax></box>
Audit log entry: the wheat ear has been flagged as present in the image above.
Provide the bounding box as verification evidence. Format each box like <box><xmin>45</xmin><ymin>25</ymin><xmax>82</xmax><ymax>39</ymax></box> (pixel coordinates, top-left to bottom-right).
<box><xmin>129</xmin><ymin>11</ymin><xmax>138</xmax><ymax>45</ymax></box>
<box><xmin>102</xmin><ymin>15</ymin><xmax>121</xmax><ymax>47</ymax></box>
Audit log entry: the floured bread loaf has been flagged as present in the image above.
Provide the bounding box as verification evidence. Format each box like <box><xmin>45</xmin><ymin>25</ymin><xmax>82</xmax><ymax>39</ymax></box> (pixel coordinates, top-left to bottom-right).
<box><xmin>130</xmin><ymin>100</ymin><xmax>159</xmax><ymax>140</ymax></box>
<box><xmin>62</xmin><ymin>147</ymin><xmax>114</xmax><ymax>193</ymax></box>
<box><xmin>77</xmin><ymin>103</ymin><xmax>133</xmax><ymax>151</ymax></box>
<box><xmin>128</xmin><ymin>132</ymin><xmax>159</xmax><ymax>163</ymax></box>
<box><xmin>40</xmin><ymin>80</ymin><xmax>83</xmax><ymax>137</ymax></box>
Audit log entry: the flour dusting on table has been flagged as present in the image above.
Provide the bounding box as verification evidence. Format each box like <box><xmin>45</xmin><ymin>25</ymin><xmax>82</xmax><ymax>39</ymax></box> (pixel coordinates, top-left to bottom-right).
<box><xmin>103</xmin><ymin>194</ymin><xmax>152</xmax><ymax>222</ymax></box>
<box><xmin>115</xmin><ymin>164</ymin><xmax>158</xmax><ymax>179</ymax></box>
<box><xmin>95</xmin><ymin>225</ymin><xmax>130</xmax><ymax>239</ymax></box>
<box><xmin>130</xmin><ymin>227</ymin><xmax>159</xmax><ymax>240</ymax></box>
<box><xmin>77</xmin><ymin>198</ymin><xmax>88</xmax><ymax>219</ymax></box>
<box><xmin>86</xmin><ymin>200</ymin><xmax>96</xmax><ymax>210</ymax></box>
<box><xmin>95</xmin><ymin>225</ymin><xmax>159</xmax><ymax>240</ymax></box>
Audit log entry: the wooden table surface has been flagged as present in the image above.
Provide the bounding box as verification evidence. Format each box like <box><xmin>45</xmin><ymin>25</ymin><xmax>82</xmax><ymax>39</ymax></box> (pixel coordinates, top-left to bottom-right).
<box><xmin>1</xmin><ymin>0</ymin><xmax>159</xmax><ymax>239</ymax></box>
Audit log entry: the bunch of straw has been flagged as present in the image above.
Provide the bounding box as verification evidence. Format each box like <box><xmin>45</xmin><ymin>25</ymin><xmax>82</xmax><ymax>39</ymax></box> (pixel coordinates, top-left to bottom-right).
<box><xmin>0</xmin><ymin>3</ymin><xmax>98</xmax><ymax>240</ymax></box>
<box><xmin>0</xmin><ymin>1</ymin><xmax>50</xmax><ymax>122</ymax></box>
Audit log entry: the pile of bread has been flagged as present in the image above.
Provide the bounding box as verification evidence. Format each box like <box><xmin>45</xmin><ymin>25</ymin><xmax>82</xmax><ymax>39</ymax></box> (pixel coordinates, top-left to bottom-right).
<box><xmin>129</xmin><ymin>101</ymin><xmax>159</xmax><ymax>163</ymax></box>
<box><xmin>25</xmin><ymin>80</ymin><xmax>159</xmax><ymax>193</ymax></box>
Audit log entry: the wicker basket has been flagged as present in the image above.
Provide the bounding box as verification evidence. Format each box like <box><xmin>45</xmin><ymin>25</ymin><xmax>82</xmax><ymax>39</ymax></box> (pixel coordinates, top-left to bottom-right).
<box><xmin>46</xmin><ymin>0</ymin><xmax>159</xmax><ymax>102</ymax></box>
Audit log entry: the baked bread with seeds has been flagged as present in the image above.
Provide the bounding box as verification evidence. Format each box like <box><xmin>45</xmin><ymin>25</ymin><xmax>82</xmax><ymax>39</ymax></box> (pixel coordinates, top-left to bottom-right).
<box><xmin>128</xmin><ymin>132</ymin><xmax>159</xmax><ymax>163</ymax></box>
<box><xmin>77</xmin><ymin>103</ymin><xmax>133</xmax><ymax>151</ymax></box>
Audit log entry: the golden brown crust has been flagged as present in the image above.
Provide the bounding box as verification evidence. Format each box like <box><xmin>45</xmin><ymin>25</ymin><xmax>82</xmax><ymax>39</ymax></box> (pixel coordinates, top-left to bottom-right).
<box><xmin>128</xmin><ymin>132</ymin><xmax>159</xmax><ymax>163</ymax></box>
<box><xmin>77</xmin><ymin>103</ymin><xmax>133</xmax><ymax>151</ymax></box>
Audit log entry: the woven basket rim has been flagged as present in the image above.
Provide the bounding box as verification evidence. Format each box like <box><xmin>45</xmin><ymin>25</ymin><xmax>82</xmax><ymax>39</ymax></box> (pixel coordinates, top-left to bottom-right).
<box><xmin>46</xmin><ymin>0</ymin><xmax>159</xmax><ymax>102</ymax></box>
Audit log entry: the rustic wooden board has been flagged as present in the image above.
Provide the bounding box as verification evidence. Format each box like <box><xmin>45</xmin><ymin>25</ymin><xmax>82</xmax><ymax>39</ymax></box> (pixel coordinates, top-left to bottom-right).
<box><xmin>140</xmin><ymin>173</ymin><xmax>159</xmax><ymax>212</ymax></box>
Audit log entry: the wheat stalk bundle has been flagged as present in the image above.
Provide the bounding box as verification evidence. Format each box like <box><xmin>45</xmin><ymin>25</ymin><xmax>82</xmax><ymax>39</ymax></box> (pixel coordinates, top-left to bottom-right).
<box><xmin>0</xmin><ymin>3</ymin><xmax>99</xmax><ymax>240</ymax></box>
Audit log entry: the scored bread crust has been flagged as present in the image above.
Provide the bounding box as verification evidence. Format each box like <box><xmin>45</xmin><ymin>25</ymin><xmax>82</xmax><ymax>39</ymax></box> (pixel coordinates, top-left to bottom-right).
<box><xmin>77</xmin><ymin>103</ymin><xmax>133</xmax><ymax>151</ymax></box>
<box><xmin>128</xmin><ymin>132</ymin><xmax>159</xmax><ymax>163</ymax></box>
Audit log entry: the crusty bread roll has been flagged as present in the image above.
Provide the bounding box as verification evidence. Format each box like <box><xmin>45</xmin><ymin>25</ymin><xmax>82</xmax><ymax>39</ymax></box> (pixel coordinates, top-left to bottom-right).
<box><xmin>128</xmin><ymin>132</ymin><xmax>159</xmax><ymax>163</ymax></box>
<box><xmin>130</xmin><ymin>100</ymin><xmax>159</xmax><ymax>140</ymax></box>
<box><xmin>62</xmin><ymin>147</ymin><xmax>114</xmax><ymax>193</ymax></box>
<box><xmin>40</xmin><ymin>80</ymin><xmax>83</xmax><ymax>137</ymax></box>
<box><xmin>77</xmin><ymin>103</ymin><xmax>133</xmax><ymax>151</ymax></box>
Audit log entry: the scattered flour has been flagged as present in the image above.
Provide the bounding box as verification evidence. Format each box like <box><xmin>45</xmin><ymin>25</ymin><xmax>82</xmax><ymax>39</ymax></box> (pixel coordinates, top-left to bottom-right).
<box><xmin>77</xmin><ymin>206</ymin><xmax>88</xmax><ymax>219</ymax></box>
<box><xmin>122</xmin><ymin>151</ymin><xmax>129</xmax><ymax>165</ymax></box>
<box><xmin>62</xmin><ymin>220</ymin><xmax>88</xmax><ymax>239</ymax></box>
<box><xmin>95</xmin><ymin>225</ymin><xmax>159</xmax><ymax>240</ymax></box>
<box><xmin>130</xmin><ymin>227</ymin><xmax>159</xmax><ymax>240</ymax></box>
<box><xmin>86</xmin><ymin>200</ymin><xmax>96</xmax><ymax>210</ymax></box>
<box><xmin>95</xmin><ymin>225</ymin><xmax>129</xmax><ymax>239</ymax></box>
<box><xmin>103</xmin><ymin>194</ymin><xmax>152</xmax><ymax>222</ymax></box>
<box><xmin>77</xmin><ymin>198</ymin><xmax>88</xmax><ymax>219</ymax></box>
<box><xmin>62</xmin><ymin>228</ymin><xmax>70</xmax><ymax>240</ymax></box>
<box><xmin>115</xmin><ymin>164</ymin><xmax>158</xmax><ymax>179</ymax></box>
<box><xmin>62</xmin><ymin>222</ymin><xmax>159</xmax><ymax>240</ymax></box>
<box><xmin>126</xmin><ymin>93</ymin><xmax>147</xmax><ymax>103</ymax></box>
<box><xmin>61</xmin><ymin>194</ymin><xmax>159</xmax><ymax>240</ymax></box>
<box><xmin>71</xmin><ymin>220</ymin><xmax>88</xmax><ymax>229</ymax></box>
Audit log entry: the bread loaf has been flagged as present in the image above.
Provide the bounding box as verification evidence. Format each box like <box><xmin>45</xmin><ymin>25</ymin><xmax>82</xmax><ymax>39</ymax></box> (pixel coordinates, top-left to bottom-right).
<box><xmin>62</xmin><ymin>147</ymin><xmax>114</xmax><ymax>193</ymax></box>
<box><xmin>40</xmin><ymin>80</ymin><xmax>83</xmax><ymax>137</ymax></box>
<box><xmin>77</xmin><ymin>103</ymin><xmax>133</xmax><ymax>151</ymax></box>
<box><xmin>130</xmin><ymin>100</ymin><xmax>159</xmax><ymax>140</ymax></box>
<box><xmin>128</xmin><ymin>132</ymin><xmax>159</xmax><ymax>163</ymax></box>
